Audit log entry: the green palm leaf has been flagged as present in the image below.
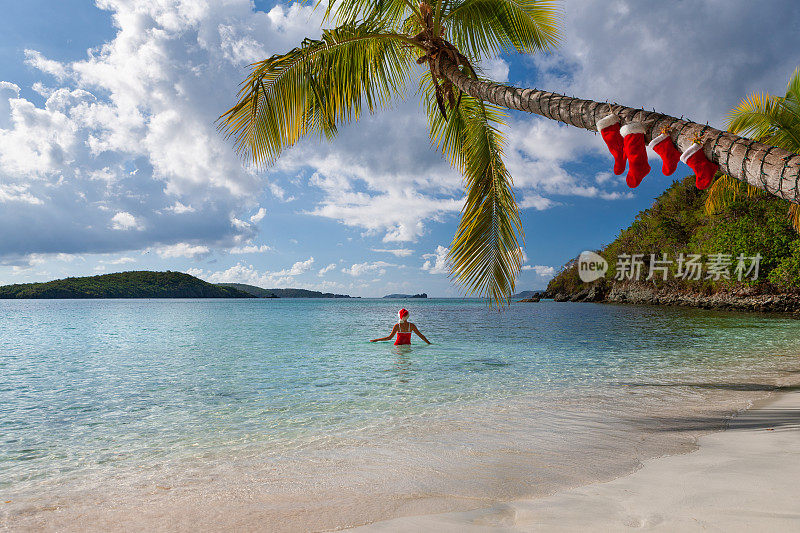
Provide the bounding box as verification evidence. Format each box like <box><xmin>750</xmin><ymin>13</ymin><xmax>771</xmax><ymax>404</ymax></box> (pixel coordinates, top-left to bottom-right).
<box><xmin>704</xmin><ymin>174</ymin><xmax>739</xmax><ymax>216</ymax></box>
<box><xmin>322</xmin><ymin>0</ymin><xmax>416</xmax><ymax>26</ymax></box>
<box><xmin>423</xmin><ymin>72</ymin><xmax>523</xmax><ymax>305</ymax></box>
<box><xmin>721</xmin><ymin>66</ymin><xmax>800</xmax><ymax>232</ymax></box>
<box><xmin>727</xmin><ymin>67</ymin><xmax>800</xmax><ymax>152</ymax></box>
<box><xmin>704</xmin><ymin>174</ymin><xmax>764</xmax><ymax>216</ymax></box>
<box><xmin>218</xmin><ymin>21</ymin><xmax>419</xmax><ymax>166</ymax></box>
<box><xmin>444</xmin><ymin>0</ymin><xmax>561</xmax><ymax>59</ymax></box>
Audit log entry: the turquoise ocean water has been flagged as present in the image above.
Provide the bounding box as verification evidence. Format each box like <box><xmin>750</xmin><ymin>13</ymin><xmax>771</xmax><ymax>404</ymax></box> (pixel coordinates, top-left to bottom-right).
<box><xmin>2</xmin><ymin>298</ymin><xmax>800</xmax><ymax>529</ymax></box>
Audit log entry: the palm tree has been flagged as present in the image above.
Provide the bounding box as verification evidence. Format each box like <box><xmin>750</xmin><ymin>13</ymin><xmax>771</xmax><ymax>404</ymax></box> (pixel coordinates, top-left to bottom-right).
<box><xmin>219</xmin><ymin>0</ymin><xmax>561</xmax><ymax>304</ymax></box>
<box><xmin>219</xmin><ymin>0</ymin><xmax>800</xmax><ymax>304</ymax></box>
<box><xmin>705</xmin><ymin>68</ymin><xmax>800</xmax><ymax>230</ymax></box>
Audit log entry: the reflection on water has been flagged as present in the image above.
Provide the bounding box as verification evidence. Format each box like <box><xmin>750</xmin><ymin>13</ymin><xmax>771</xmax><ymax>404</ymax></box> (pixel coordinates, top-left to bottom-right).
<box><xmin>390</xmin><ymin>345</ymin><xmax>414</xmax><ymax>383</ymax></box>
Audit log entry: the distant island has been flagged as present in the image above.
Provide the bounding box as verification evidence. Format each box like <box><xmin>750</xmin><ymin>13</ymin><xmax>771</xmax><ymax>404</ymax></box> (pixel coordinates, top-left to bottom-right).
<box><xmin>218</xmin><ymin>283</ymin><xmax>352</xmax><ymax>298</ymax></box>
<box><xmin>0</xmin><ymin>271</ymin><xmax>253</xmax><ymax>299</ymax></box>
<box><xmin>511</xmin><ymin>290</ymin><xmax>546</xmax><ymax>300</ymax></box>
<box><xmin>383</xmin><ymin>293</ymin><xmax>427</xmax><ymax>298</ymax></box>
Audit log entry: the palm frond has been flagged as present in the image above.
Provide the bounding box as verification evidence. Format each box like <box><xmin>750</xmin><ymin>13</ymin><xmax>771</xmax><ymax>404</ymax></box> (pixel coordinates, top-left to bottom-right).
<box><xmin>218</xmin><ymin>21</ymin><xmax>418</xmax><ymax>167</ymax></box>
<box><xmin>705</xmin><ymin>174</ymin><xmax>765</xmax><ymax>216</ymax></box>
<box><xmin>745</xmin><ymin>182</ymin><xmax>767</xmax><ymax>198</ymax></box>
<box><xmin>400</xmin><ymin>12</ymin><xmax>423</xmax><ymax>38</ymax></box>
<box><xmin>724</xmin><ymin>67</ymin><xmax>800</xmax><ymax>234</ymax></box>
<box><xmin>789</xmin><ymin>204</ymin><xmax>800</xmax><ymax>233</ymax></box>
<box><xmin>786</xmin><ymin>66</ymin><xmax>800</xmax><ymax>100</ymax></box>
<box><xmin>704</xmin><ymin>174</ymin><xmax>740</xmax><ymax>216</ymax></box>
<box><xmin>781</xmin><ymin>66</ymin><xmax>800</xmax><ymax>133</ymax></box>
<box><xmin>727</xmin><ymin>92</ymin><xmax>776</xmax><ymax>139</ymax></box>
<box><xmin>322</xmin><ymin>0</ymin><xmax>415</xmax><ymax>27</ymax></box>
<box><xmin>422</xmin><ymin>72</ymin><xmax>523</xmax><ymax>305</ymax></box>
<box><xmin>727</xmin><ymin>66</ymin><xmax>800</xmax><ymax>153</ymax></box>
<box><xmin>773</xmin><ymin>67</ymin><xmax>800</xmax><ymax>150</ymax></box>
<box><xmin>443</xmin><ymin>0</ymin><xmax>561</xmax><ymax>60</ymax></box>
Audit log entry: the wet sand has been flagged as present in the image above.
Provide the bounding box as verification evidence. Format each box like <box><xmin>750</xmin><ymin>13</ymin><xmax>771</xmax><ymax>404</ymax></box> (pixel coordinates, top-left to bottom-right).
<box><xmin>3</xmin><ymin>379</ymin><xmax>798</xmax><ymax>531</ymax></box>
<box><xmin>350</xmin><ymin>375</ymin><xmax>800</xmax><ymax>532</ymax></box>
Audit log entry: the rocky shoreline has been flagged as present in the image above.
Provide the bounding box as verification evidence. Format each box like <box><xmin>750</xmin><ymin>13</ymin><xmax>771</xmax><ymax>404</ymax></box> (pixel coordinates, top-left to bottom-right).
<box><xmin>533</xmin><ymin>283</ymin><xmax>800</xmax><ymax>314</ymax></box>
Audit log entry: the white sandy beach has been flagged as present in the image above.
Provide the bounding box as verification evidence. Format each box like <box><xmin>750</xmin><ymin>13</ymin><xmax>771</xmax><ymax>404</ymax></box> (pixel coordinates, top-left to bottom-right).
<box><xmin>351</xmin><ymin>377</ymin><xmax>800</xmax><ymax>532</ymax></box>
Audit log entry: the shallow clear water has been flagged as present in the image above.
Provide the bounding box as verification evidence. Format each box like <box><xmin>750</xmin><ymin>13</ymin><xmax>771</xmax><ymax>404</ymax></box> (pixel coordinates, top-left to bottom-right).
<box><xmin>2</xmin><ymin>299</ymin><xmax>800</xmax><ymax>529</ymax></box>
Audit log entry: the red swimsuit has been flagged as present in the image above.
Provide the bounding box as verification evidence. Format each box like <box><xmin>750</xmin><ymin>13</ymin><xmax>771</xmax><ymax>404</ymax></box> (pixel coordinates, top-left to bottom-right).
<box><xmin>394</xmin><ymin>324</ymin><xmax>413</xmax><ymax>345</ymax></box>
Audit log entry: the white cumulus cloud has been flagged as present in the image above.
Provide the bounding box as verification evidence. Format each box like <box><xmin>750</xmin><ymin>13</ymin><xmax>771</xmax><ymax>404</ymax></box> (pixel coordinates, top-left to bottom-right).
<box><xmin>421</xmin><ymin>245</ymin><xmax>450</xmax><ymax>275</ymax></box>
<box><xmin>110</xmin><ymin>211</ymin><xmax>142</xmax><ymax>231</ymax></box>
<box><xmin>249</xmin><ymin>207</ymin><xmax>267</xmax><ymax>224</ymax></box>
<box><xmin>190</xmin><ymin>260</ymin><xmax>344</xmax><ymax>290</ymax></box>
<box><xmin>342</xmin><ymin>261</ymin><xmax>395</xmax><ymax>277</ymax></box>
<box><xmin>0</xmin><ymin>0</ymin><xmax>324</xmax><ymax>259</ymax></box>
<box><xmin>273</xmin><ymin>256</ymin><xmax>315</xmax><ymax>276</ymax></box>
<box><xmin>522</xmin><ymin>264</ymin><xmax>556</xmax><ymax>277</ymax></box>
<box><xmin>371</xmin><ymin>248</ymin><xmax>414</xmax><ymax>257</ymax></box>
<box><xmin>318</xmin><ymin>263</ymin><xmax>337</xmax><ymax>276</ymax></box>
<box><xmin>229</xmin><ymin>244</ymin><xmax>271</xmax><ymax>254</ymax></box>
<box><xmin>166</xmin><ymin>201</ymin><xmax>195</xmax><ymax>214</ymax></box>
<box><xmin>109</xmin><ymin>256</ymin><xmax>136</xmax><ymax>265</ymax></box>
<box><xmin>156</xmin><ymin>243</ymin><xmax>210</xmax><ymax>259</ymax></box>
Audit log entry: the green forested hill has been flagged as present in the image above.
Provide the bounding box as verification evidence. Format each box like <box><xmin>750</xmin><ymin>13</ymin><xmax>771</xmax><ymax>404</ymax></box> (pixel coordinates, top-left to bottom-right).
<box><xmin>217</xmin><ymin>283</ymin><xmax>352</xmax><ymax>298</ymax></box>
<box><xmin>0</xmin><ymin>271</ymin><xmax>254</xmax><ymax>299</ymax></box>
<box><xmin>548</xmin><ymin>176</ymin><xmax>800</xmax><ymax>299</ymax></box>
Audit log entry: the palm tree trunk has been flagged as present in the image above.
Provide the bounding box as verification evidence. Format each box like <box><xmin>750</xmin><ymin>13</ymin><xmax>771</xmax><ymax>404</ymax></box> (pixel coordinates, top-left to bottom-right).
<box><xmin>439</xmin><ymin>58</ymin><xmax>800</xmax><ymax>203</ymax></box>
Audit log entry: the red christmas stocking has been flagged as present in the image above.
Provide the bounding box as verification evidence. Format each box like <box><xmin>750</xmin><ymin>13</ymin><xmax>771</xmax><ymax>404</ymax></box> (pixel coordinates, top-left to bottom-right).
<box><xmin>621</xmin><ymin>123</ymin><xmax>650</xmax><ymax>188</ymax></box>
<box><xmin>648</xmin><ymin>133</ymin><xmax>681</xmax><ymax>176</ymax></box>
<box><xmin>596</xmin><ymin>114</ymin><xmax>626</xmax><ymax>175</ymax></box>
<box><xmin>680</xmin><ymin>143</ymin><xmax>719</xmax><ymax>190</ymax></box>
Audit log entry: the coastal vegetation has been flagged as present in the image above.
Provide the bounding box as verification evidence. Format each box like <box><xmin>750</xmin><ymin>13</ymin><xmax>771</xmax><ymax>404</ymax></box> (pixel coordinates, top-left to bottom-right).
<box><xmin>547</xmin><ymin>175</ymin><xmax>800</xmax><ymax>299</ymax></box>
<box><xmin>383</xmin><ymin>293</ymin><xmax>428</xmax><ymax>298</ymax></box>
<box><xmin>217</xmin><ymin>283</ymin><xmax>352</xmax><ymax>298</ymax></box>
<box><xmin>220</xmin><ymin>0</ymin><xmax>800</xmax><ymax>305</ymax></box>
<box><xmin>0</xmin><ymin>271</ymin><xmax>253</xmax><ymax>299</ymax></box>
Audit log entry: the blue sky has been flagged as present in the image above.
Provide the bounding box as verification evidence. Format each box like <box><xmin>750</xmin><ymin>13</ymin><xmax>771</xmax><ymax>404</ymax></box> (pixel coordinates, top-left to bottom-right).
<box><xmin>0</xmin><ymin>0</ymin><xmax>798</xmax><ymax>297</ymax></box>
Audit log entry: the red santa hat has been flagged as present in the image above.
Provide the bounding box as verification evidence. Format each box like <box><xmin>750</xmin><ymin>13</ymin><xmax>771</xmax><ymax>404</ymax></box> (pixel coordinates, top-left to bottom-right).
<box><xmin>398</xmin><ymin>308</ymin><xmax>409</xmax><ymax>319</ymax></box>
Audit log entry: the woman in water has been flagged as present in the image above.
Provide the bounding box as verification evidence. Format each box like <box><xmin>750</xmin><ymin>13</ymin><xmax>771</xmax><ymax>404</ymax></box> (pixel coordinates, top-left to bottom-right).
<box><xmin>370</xmin><ymin>308</ymin><xmax>431</xmax><ymax>345</ymax></box>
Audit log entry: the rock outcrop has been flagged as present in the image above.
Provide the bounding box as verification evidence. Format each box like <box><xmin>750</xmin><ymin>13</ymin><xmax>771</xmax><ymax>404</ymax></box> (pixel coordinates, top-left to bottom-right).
<box><xmin>550</xmin><ymin>282</ymin><xmax>800</xmax><ymax>313</ymax></box>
